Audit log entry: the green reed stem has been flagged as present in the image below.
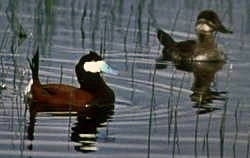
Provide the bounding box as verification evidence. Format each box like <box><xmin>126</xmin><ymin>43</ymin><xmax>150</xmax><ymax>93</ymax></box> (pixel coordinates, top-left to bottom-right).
<box><xmin>80</xmin><ymin>1</ymin><xmax>88</xmax><ymax>48</ymax></box>
<box><xmin>168</xmin><ymin>70</ymin><xmax>176</xmax><ymax>144</ymax></box>
<box><xmin>202</xmin><ymin>113</ymin><xmax>212</xmax><ymax>158</ymax></box>
<box><xmin>171</xmin><ymin>8</ymin><xmax>181</xmax><ymax>35</ymax></box>
<box><xmin>123</xmin><ymin>5</ymin><xmax>133</xmax><ymax>71</ymax></box>
<box><xmin>219</xmin><ymin>97</ymin><xmax>229</xmax><ymax>158</ymax></box>
<box><xmin>147</xmin><ymin>66</ymin><xmax>156</xmax><ymax>158</ymax></box>
<box><xmin>247</xmin><ymin>133</ymin><xmax>249</xmax><ymax>158</ymax></box>
<box><xmin>59</xmin><ymin>64</ymin><xmax>63</xmax><ymax>84</ymax></box>
<box><xmin>233</xmin><ymin>101</ymin><xmax>240</xmax><ymax>158</ymax></box>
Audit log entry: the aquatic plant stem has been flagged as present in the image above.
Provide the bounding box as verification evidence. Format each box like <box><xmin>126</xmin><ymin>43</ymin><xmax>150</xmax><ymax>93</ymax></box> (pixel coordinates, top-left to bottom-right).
<box><xmin>147</xmin><ymin>65</ymin><xmax>156</xmax><ymax>158</ymax></box>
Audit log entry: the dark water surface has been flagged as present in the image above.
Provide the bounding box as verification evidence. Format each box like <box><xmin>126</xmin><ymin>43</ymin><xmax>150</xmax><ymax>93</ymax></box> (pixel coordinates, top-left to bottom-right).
<box><xmin>0</xmin><ymin>0</ymin><xmax>249</xmax><ymax>158</ymax></box>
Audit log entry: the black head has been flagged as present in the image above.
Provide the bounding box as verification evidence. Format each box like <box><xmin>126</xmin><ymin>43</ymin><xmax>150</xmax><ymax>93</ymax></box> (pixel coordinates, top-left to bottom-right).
<box><xmin>75</xmin><ymin>51</ymin><xmax>117</xmax><ymax>91</ymax></box>
<box><xmin>75</xmin><ymin>51</ymin><xmax>102</xmax><ymax>88</ymax></box>
<box><xmin>77</xmin><ymin>51</ymin><xmax>103</xmax><ymax>64</ymax></box>
<box><xmin>75</xmin><ymin>51</ymin><xmax>116</xmax><ymax>105</ymax></box>
<box><xmin>195</xmin><ymin>9</ymin><xmax>233</xmax><ymax>34</ymax></box>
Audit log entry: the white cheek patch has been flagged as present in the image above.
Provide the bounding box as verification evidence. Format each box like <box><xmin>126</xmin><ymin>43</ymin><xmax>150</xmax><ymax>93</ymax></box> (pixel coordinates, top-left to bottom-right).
<box><xmin>84</xmin><ymin>61</ymin><xmax>105</xmax><ymax>73</ymax></box>
<box><xmin>193</xmin><ymin>55</ymin><xmax>208</xmax><ymax>61</ymax></box>
<box><xmin>196</xmin><ymin>23</ymin><xmax>212</xmax><ymax>32</ymax></box>
<box><xmin>84</xmin><ymin>60</ymin><xmax>119</xmax><ymax>75</ymax></box>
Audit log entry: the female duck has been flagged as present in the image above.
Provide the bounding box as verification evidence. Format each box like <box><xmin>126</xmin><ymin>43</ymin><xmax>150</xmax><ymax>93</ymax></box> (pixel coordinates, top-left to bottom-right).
<box><xmin>157</xmin><ymin>9</ymin><xmax>233</xmax><ymax>62</ymax></box>
<box><xmin>26</xmin><ymin>48</ymin><xmax>117</xmax><ymax>111</ymax></box>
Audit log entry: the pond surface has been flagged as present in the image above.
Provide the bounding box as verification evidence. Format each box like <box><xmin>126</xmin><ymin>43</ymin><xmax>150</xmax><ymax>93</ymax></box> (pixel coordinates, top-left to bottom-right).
<box><xmin>0</xmin><ymin>0</ymin><xmax>249</xmax><ymax>158</ymax></box>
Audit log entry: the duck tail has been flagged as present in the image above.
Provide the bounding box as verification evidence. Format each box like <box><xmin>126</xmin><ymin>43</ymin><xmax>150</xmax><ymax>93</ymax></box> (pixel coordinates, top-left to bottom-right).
<box><xmin>157</xmin><ymin>29</ymin><xmax>176</xmax><ymax>47</ymax></box>
<box><xmin>27</xmin><ymin>47</ymin><xmax>40</xmax><ymax>82</ymax></box>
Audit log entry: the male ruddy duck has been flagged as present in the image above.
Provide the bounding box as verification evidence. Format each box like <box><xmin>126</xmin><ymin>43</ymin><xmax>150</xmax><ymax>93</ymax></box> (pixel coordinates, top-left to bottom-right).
<box><xmin>157</xmin><ymin>9</ymin><xmax>233</xmax><ymax>62</ymax></box>
<box><xmin>26</xmin><ymin>48</ymin><xmax>117</xmax><ymax>111</ymax></box>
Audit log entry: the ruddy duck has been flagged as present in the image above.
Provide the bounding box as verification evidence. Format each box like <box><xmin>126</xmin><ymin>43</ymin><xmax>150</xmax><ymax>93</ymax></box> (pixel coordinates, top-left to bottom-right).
<box><xmin>157</xmin><ymin>9</ymin><xmax>233</xmax><ymax>62</ymax></box>
<box><xmin>26</xmin><ymin>48</ymin><xmax>117</xmax><ymax>111</ymax></box>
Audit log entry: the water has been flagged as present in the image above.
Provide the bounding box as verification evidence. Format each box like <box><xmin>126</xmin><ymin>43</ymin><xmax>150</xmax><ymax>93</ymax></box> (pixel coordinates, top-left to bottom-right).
<box><xmin>0</xmin><ymin>0</ymin><xmax>249</xmax><ymax>157</ymax></box>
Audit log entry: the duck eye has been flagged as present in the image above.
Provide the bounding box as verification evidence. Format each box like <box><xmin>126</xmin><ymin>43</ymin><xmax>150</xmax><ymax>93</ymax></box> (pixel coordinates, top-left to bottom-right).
<box><xmin>207</xmin><ymin>21</ymin><xmax>216</xmax><ymax>28</ymax></box>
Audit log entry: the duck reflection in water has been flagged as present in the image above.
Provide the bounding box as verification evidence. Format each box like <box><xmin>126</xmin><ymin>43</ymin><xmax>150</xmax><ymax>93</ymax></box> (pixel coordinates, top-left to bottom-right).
<box><xmin>157</xmin><ymin>60</ymin><xmax>226</xmax><ymax>114</ymax></box>
<box><xmin>27</xmin><ymin>102</ymin><xmax>114</xmax><ymax>153</ymax></box>
<box><xmin>25</xmin><ymin>48</ymin><xmax>117</xmax><ymax>152</ymax></box>
<box><xmin>156</xmin><ymin>10</ymin><xmax>232</xmax><ymax>114</ymax></box>
<box><xmin>185</xmin><ymin>61</ymin><xmax>225</xmax><ymax>114</ymax></box>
